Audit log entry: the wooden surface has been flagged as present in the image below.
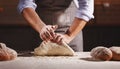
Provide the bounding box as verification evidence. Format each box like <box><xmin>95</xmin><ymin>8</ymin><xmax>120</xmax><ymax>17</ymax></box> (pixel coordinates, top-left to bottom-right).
<box><xmin>0</xmin><ymin>52</ymin><xmax>120</xmax><ymax>69</ymax></box>
<box><xmin>0</xmin><ymin>0</ymin><xmax>26</xmax><ymax>25</ymax></box>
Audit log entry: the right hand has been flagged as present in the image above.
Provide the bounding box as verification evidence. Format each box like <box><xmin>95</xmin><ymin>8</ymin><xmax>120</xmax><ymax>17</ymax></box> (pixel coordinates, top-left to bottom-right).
<box><xmin>51</xmin><ymin>33</ymin><xmax>72</xmax><ymax>45</ymax></box>
<box><xmin>39</xmin><ymin>25</ymin><xmax>58</xmax><ymax>42</ymax></box>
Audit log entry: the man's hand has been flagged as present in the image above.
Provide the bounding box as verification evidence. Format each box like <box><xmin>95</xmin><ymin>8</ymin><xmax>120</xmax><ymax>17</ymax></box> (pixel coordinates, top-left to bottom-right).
<box><xmin>51</xmin><ymin>33</ymin><xmax>73</xmax><ymax>44</ymax></box>
<box><xmin>39</xmin><ymin>25</ymin><xmax>58</xmax><ymax>42</ymax></box>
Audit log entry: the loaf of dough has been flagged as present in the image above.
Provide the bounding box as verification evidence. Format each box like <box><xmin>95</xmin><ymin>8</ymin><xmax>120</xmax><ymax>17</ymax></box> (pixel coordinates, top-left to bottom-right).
<box><xmin>34</xmin><ymin>41</ymin><xmax>74</xmax><ymax>56</ymax></box>
<box><xmin>90</xmin><ymin>46</ymin><xmax>112</xmax><ymax>61</ymax></box>
<box><xmin>109</xmin><ymin>46</ymin><xmax>120</xmax><ymax>60</ymax></box>
<box><xmin>0</xmin><ymin>43</ymin><xmax>17</xmax><ymax>61</ymax></box>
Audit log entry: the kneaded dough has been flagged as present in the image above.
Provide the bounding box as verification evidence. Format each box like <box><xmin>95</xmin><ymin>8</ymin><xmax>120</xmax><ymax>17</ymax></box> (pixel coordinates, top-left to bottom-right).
<box><xmin>34</xmin><ymin>41</ymin><xmax>75</xmax><ymax>56</ymax></box>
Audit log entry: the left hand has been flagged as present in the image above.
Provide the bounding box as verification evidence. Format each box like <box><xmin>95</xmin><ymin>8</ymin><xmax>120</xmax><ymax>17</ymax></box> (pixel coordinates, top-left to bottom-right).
<box><xmin>39</xmin><ymin>25</ymin><xmax>58</xmax><ymax>42</ymax></box>
<box><xmin>51</xmin><ymin>33</ymin><xmax>73</xmax><ymax>44</ymax></box>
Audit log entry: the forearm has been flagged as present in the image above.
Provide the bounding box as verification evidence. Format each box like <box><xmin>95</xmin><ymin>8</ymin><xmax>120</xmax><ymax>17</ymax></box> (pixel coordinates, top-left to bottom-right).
<box><xmin>66</xmin><ymin>17</ymin><xmax>87</xmax><ymax>39</ymax></box>
<box><xmin>22</xmin><ymin>8</ymin><xmax>46</xmax><ymax>33</ymax></box>
<box><xmin>53</xmin><ymin>17</ymin><xmax>87</xmax><ymax>44</ymax></box>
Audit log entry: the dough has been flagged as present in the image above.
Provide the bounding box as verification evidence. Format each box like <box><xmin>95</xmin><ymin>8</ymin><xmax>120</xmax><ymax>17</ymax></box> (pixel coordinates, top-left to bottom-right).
<box><xmin>109</xmin><ymin>46</ymin><xmax>120</xmax><ymax>60</ymax></box>
<box><xmin>34</xmin><ymin>41</ymin><xmax>74</xmax><ymax>56</ymax></box>
<box><xmin>90</xmin><ymin>46</ymin><xmax>112</xmax><ymax>61</ymax></box>
<box><xmin>0</xmin><ymin>43</ymin><xmax>17</xmax><ymax>61</ymax></box>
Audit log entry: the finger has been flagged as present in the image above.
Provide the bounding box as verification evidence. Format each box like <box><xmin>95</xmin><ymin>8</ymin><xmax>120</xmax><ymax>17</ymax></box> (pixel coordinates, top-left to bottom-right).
<box><xmin>49</xmin><ymin>29</ymin><xmax>56</xmax><ymax>38</ymax></box>
<box><xmin>57</xmin><ymin>38</ymin><xmax>63</xmax><ymax>45</ymax></box>
<box><xmin>55</xmin><ymin>34</ymin><xmax>62</xmax><ymax>43</ymax></box>
<box><xmin>46</xmin><ymin>28</ymin><xmax>54</xmax><ymax>39</ymax></box>
<box><xmin>51</xmin><ymin>33</ymin><xmax>57</xmax><ymax>42</ymax></box>
<box><xmin>60</xmin><ymin>37</ymin><xmax>63</xmax><ymax>43</ymax></box>
<box><xmin>56</xmin><ymin>35</ymin><xmax>61</xmax><ymax>42</ymax></box>
<box><xmin>44</xmin><ymin>31</ymin><xmax>53</xmax><ymax>39</ymax></box>
<box><xmin>52</xmin><ymin>25</ymin><xmax>58</xmax><ymax>31</ymax></box>
<box><xmin>40</xmin><ymin>34</ymin><xmax>46</xmax><ymax>41</ymax></box>
<box><xmin>41</xmin><ymin>33</ymin><xmax>49</xmax><ymax>41</ymax></box>
<box><xmin>57</xmin><ymin>36</ymin><xmax>63</xmax><ymax>44</ymax></box>
<box><xmin>46</xmin><ymin>26</ymin><xmax>56</xmax><ymax>38</ymax></box>
<box><xmin>44</xmin><ymin>35</ymin><xmax>50</xmax><ymax>42</ymax></box>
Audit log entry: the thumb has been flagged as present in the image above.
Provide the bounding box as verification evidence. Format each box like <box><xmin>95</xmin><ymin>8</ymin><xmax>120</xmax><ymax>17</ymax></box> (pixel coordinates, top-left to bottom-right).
<box><xmin>52</xmin><ymin>25</ymin><xmax>58</xmax><ymax>31</ymax></box>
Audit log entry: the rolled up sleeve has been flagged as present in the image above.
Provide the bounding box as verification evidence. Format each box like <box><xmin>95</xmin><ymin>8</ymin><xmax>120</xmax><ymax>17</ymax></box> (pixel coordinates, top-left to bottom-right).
<box><xmin>17</xmin><ymin>0</ymin><xmax>37</xmax><ymax>13</ymax></box>
<box><xmin>76</xmin><ymin>0</ymin><xmax>94</xmax><ymax>22</ymax></box>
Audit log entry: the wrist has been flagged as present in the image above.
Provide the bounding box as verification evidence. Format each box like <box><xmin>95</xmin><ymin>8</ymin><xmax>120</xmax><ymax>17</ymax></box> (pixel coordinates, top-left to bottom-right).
<box><xmin>64</xmin><ymin>31</ymin><xmax>74</xmax><ymax>40</ymax></box>
<box><xmin>65</xmin><ymin>29</ymin><xmax>71</xmax><ymax>36</ymax></box>
<box><xmin>38</xmin><ymin>24</ymin><xmax>46</xmax><ymax>33</ymax></box>
<box><xmin>65</xmin><ymin>29</ymin><xmax>75</xmax><ymax>38</ymax></box>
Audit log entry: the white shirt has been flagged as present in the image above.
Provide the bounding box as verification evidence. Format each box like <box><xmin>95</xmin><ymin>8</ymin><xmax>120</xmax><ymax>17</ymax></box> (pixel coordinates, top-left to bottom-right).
<box><xmin>18</xmin><ymin>0</ymin><xmax>94</xmax><ymax>21</ymax></box>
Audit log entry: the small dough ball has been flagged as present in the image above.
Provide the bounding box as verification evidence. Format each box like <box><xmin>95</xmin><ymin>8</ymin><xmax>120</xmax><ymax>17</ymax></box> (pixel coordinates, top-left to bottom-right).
<box><xmin>109</xmin><ymin>46</ymin><xmax>120</xmax><ymax>60</ymax></box>
<box><xmin>91</xmin><ymin>46</ymin><xmax>112</xmax><ymax>61</ymax></box>
<box><xmin>0</xmin><ymin>43</ymin><xmax>17</xmax><ymax>61</ymax></box>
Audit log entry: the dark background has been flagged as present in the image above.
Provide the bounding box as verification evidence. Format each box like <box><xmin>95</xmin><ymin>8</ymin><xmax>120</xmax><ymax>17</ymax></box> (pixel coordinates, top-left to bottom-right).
<box><xmin>0</xmin><ymin>0</ymin><xmax>120</xmax><ymax>51</ymax></box>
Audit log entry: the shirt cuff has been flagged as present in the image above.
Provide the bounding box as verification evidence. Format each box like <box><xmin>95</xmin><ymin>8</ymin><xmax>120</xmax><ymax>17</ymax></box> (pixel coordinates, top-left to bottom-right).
<box><xmin>17</xmin><ymin>1</ymin><xmax>37</xmax><ymax>13</ymax></box>
<box><xmin>75</xmin><ymin>10</ymin><xmax>94</xmax><ymax>22</ymax></box>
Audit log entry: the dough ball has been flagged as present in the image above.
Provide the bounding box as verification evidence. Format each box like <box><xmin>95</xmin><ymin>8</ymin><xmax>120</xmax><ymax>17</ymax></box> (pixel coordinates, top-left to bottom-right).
<box><xmin>0</xmin><ymin>43</ymin><xmax>17</xmax><ymax>61</ymax></box>
<box><xmin>34</xmin><ymin>41</ymin><xmax>74</xmax><ymax>56</ymax></box>
<box><xmin>90</xmin><ymin>46</ymin><xmax>112</xmax><ymax>61</ymax></box>
<box><xmin>109</xmin><ymin>46</ymin><xmax>120</xmax><ymax>60</ymax></box>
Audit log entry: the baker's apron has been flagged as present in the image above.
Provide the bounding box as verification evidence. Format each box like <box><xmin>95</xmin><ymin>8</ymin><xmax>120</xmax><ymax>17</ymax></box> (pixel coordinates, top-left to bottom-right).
<box><xmin>35</xmin><ymin>0</ymin><xmax>83</xmax><ymax>51</ymax></box>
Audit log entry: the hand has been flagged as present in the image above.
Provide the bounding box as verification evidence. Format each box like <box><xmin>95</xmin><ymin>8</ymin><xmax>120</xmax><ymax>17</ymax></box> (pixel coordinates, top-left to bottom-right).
<box><xmin>51</xmin><ymin>33</ymin><xmax>73</xmax><ymax>44</ymax></box>
<box><xmin>39</xmin><ymin>25</ymin><xmax>58</xmax><ymax>42</ymax></box>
